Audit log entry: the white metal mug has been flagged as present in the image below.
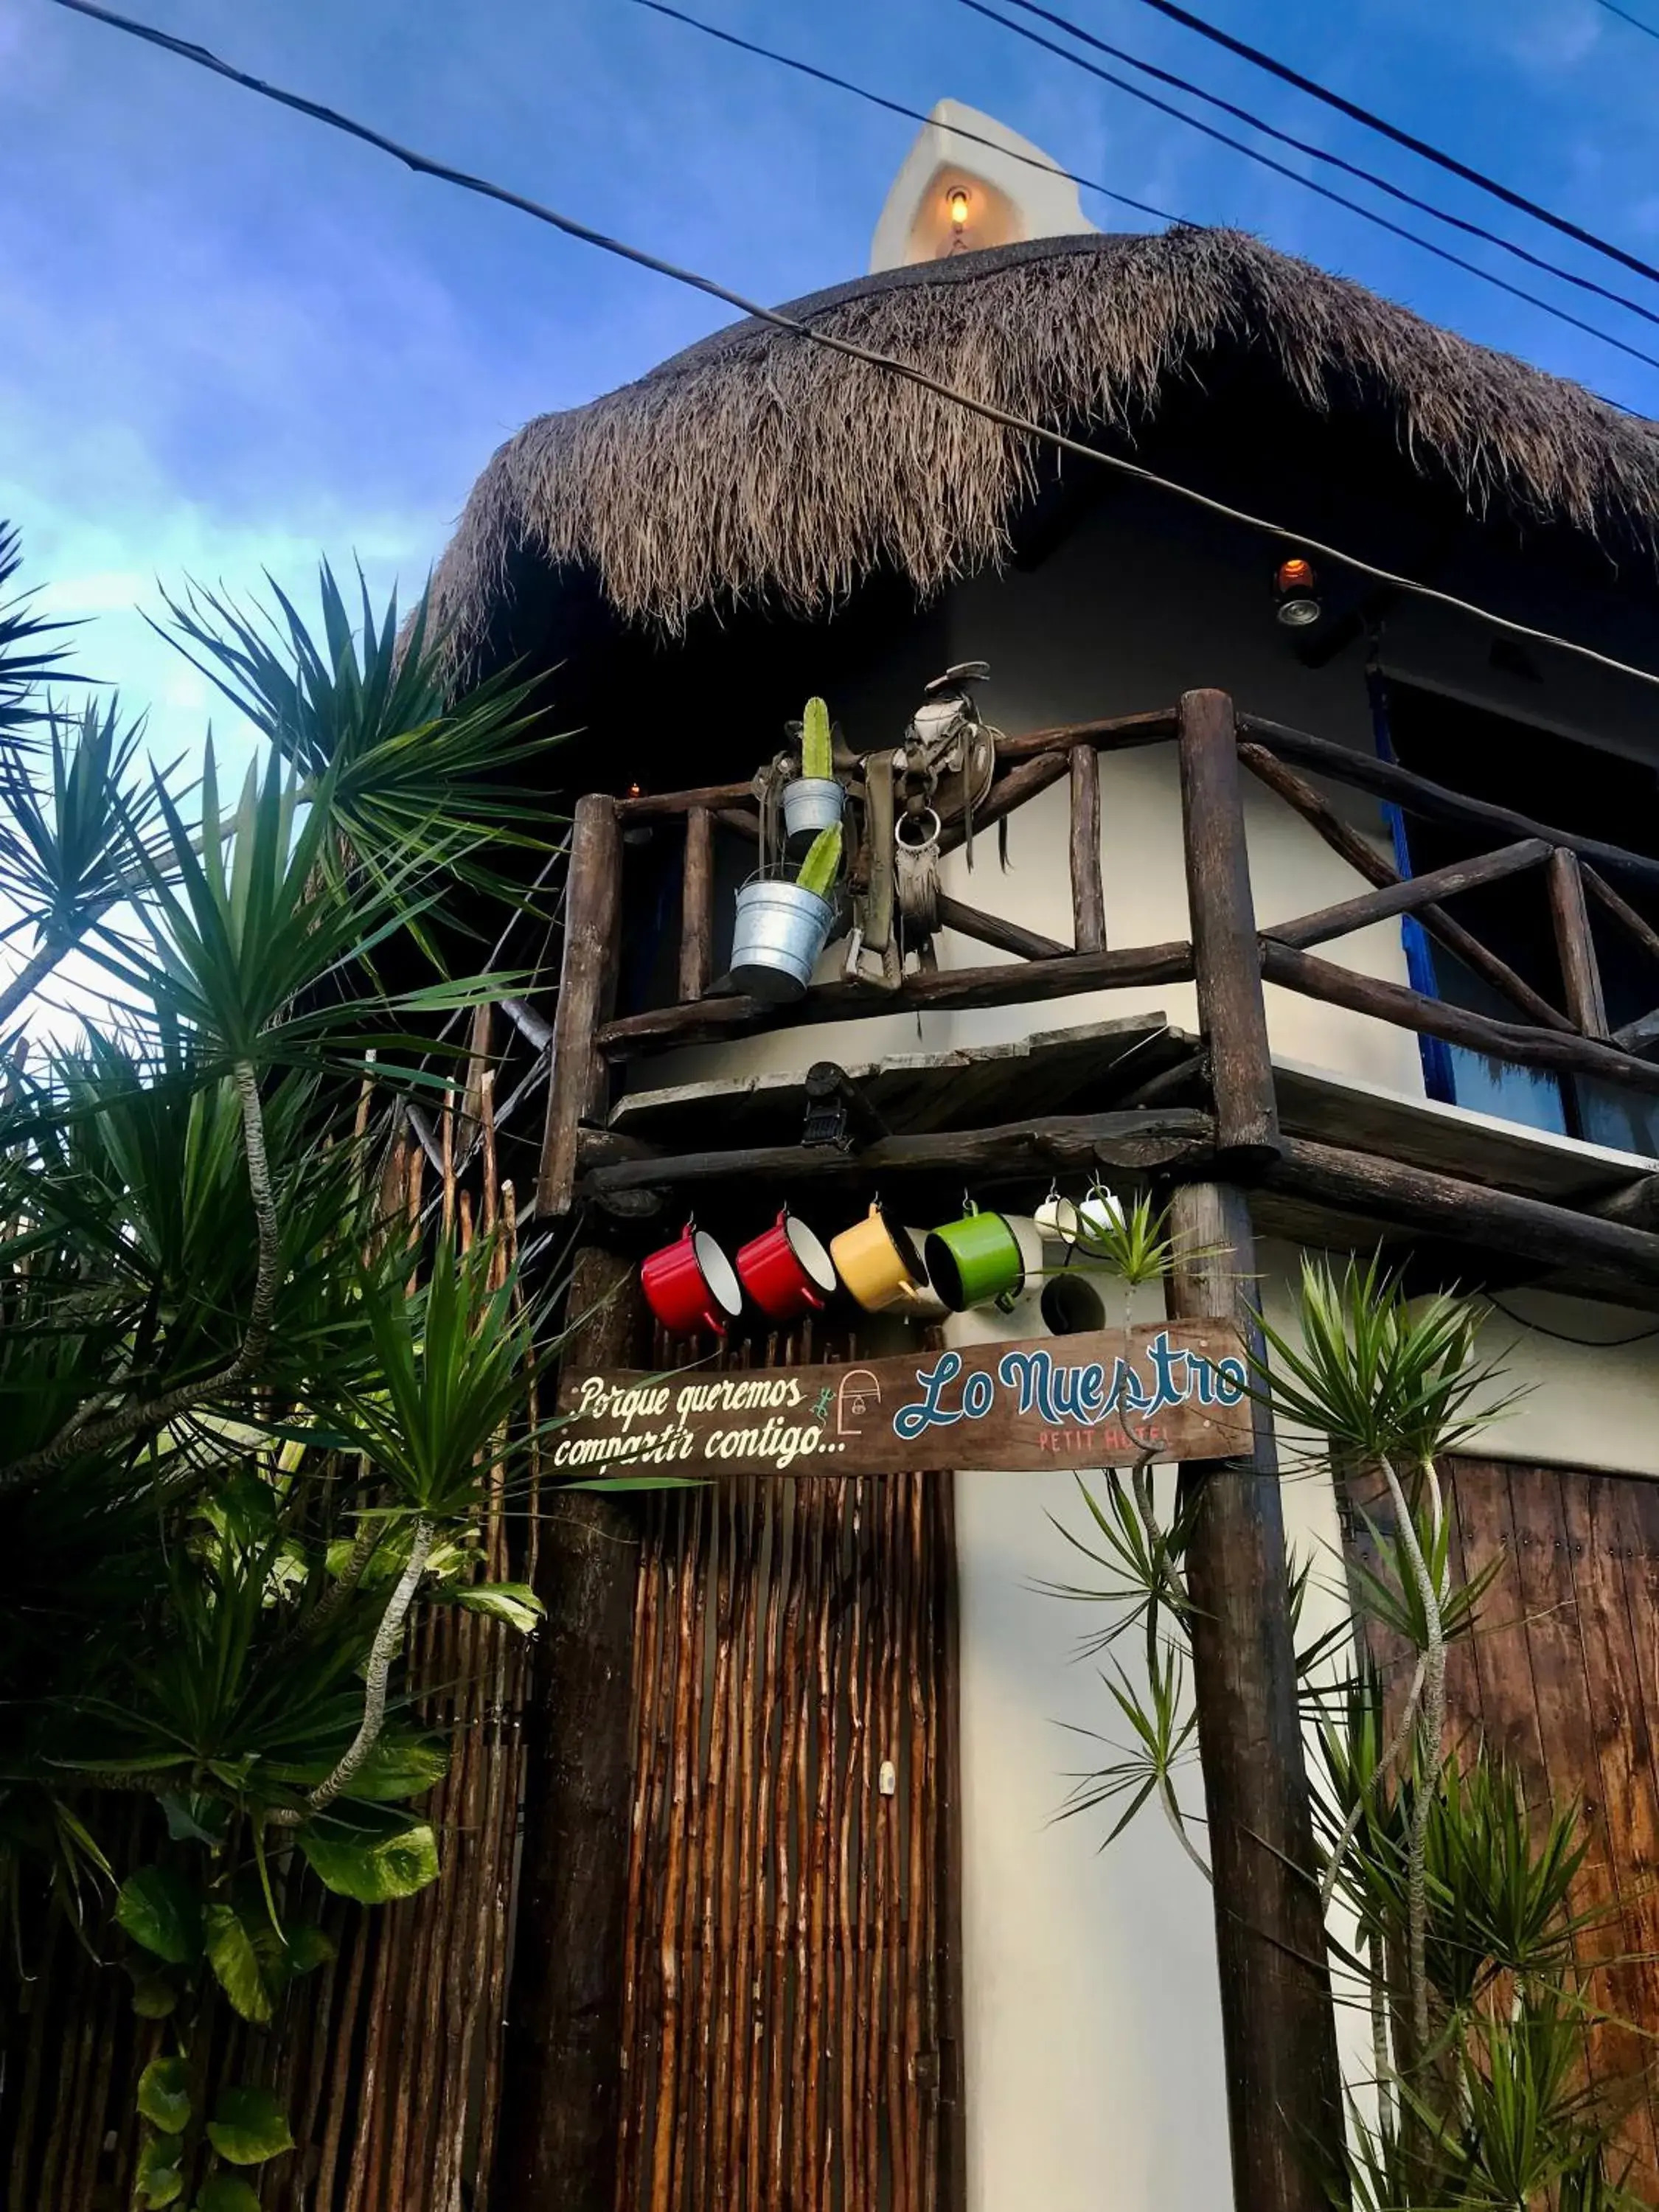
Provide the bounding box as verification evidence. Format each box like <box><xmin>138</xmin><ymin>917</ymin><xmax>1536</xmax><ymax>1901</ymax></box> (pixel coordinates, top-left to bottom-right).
<box><xmin>1034</xmin><ymin>1185</ymin><xmax>1081</xmax><ymax>1249</ymax></box>
<box><xmin>1074</xmin><ymin>1183</ymin><xmax>1125</xmax><ymax>1254</ymax></box>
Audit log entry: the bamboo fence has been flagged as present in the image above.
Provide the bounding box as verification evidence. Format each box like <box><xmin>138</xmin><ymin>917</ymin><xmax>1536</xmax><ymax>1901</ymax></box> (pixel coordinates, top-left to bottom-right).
<box><xmin>614</xmin><ymin>1324</ymin><xmax>962</xmax><ymax>2212</ymax></box>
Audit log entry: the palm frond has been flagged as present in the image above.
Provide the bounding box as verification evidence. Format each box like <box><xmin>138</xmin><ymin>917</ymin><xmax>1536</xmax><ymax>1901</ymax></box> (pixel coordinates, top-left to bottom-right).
<box><xmin>0</xmin><ymin>523</ymin><xmax>77</xmax><ymax>739</ymax></box>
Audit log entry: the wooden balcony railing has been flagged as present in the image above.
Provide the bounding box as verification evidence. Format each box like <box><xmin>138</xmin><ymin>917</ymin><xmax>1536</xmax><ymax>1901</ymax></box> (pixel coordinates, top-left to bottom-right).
<box><xmin>533</xmin><ymin>692</ymin><xmax>1659</xmax><ymax>1295</ymax></box>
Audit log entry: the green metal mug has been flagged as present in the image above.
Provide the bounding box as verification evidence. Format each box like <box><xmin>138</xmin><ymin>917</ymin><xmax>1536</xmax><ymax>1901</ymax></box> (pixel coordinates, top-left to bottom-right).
<box><xmin>924</xmin><ymin>1206</ymin><xmax>1026</xmax><ymax>1314</ymax></box>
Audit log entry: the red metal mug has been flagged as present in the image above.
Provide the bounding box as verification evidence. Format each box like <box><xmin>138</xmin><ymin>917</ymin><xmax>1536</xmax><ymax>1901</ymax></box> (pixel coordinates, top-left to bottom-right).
<box><xmin>736</xmin><ymin>1208</ymin><xmax>838</xmax><ymax>1324</ymax></box>
<box><xmin>640</xmin><ymin>1222</ymin><xmax>743</xmax><ymax>1340</ymax></box>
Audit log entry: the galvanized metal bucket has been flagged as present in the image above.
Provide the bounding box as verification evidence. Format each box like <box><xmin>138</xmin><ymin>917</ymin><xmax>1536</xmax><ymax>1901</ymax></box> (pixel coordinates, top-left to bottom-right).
<box><xmin>782</xmin><ymin>776</ymin><xmax>845</xmax><ymax>849</ymax></box>
<box><xmin>730</xmin><ymin>880</ymin><xmax>835</xmax><ymax>1001</ymax></box>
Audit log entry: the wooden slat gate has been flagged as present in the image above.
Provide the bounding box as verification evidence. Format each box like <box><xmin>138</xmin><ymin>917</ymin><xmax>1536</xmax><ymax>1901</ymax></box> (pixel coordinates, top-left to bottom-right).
<box><xmin>1349</xmin><ymin>1455</ymin><xmax>1659</xmax><ymax>2194</ymax></box>
<box><xmin>614</xmin><ymin>1331</ymin><xmax>964</xmax><ymax>2212</ymax></box>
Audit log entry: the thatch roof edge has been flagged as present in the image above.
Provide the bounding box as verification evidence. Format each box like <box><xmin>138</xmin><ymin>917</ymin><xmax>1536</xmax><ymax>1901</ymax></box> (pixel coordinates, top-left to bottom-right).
<box><xmin>428</xmin><ymin>226</ymin><xmax>1659</xmax><ymax>662</ymax></box>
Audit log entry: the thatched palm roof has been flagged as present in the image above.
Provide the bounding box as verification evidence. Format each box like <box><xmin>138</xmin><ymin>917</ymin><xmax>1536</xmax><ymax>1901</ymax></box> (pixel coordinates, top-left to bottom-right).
<box><xmin>430</xmin><ymin>227</ymin><xmax>1659</xmax><ymax>663</ymax></box>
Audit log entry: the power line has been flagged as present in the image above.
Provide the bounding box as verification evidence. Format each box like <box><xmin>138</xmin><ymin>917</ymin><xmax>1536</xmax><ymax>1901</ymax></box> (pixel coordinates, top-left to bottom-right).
<box><xmin>636</xmin><ymin>2</ymin><xmax>1649</xmax><ymax>417</ymax></box>
<box><xmin>1597</xmin><ymin>0</ymin><xmax>1659</xmax><ymax>42</ymax></box>
<box><xmin>44</xmin><ymin>0</ymin><xmax>1659</xmax><ymax>701</ymax></box>
<box><xmin>976</xmin><ymin>0</ymin><xmax>1659</xmax><ymax>338</ymax></box>
<box><xmin>627</xmin><ymin>0</ymin><xmax>1183</xmax><ymax>232</ymax></box>
<box><xmin>1106</xmin><ymin>0</ymin><xmax>1659</xmax><ymax>291</ymax></box>
<box><xmin>961</xmin><ymin>0</ymin><xmax>1659</xmax><ymax>378</ymax></box>
<box><xmin>642</xmin><ymin>0</ymin><xmax>1659</xmax><ymax>380</ymax></box>
<box><xmin>1487</xmin><ymin>1293</ymin><xmax>1659</xmax><ymax>1346</ymax></box>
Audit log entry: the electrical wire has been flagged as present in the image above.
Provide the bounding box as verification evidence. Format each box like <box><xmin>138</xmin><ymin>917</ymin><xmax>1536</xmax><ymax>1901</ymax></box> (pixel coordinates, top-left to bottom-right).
<box><xmin>1110</xmin><ymin>0</ymin><xmax>1659</xmax><ymax>291</ymax></box>
<box><xmin>44</xmin><ymin>0</ymin><xmax>1659</xmax><ymax>702</ymax></box>
<box><xmin>642</xmin><ymin>0</ymin><xmax>1659</xmax><ymax>384</ymax></box>
<box><xmin>1597</xmin><ymin>0</ymin><xmax>1659</xmax><ymax>41</ymax></box>
<box><xmin>961</xmin><ymin>0</ymin><xmax>1659</xmax><ymax>378</ymax></box>
<box><xmin>1486</xmin><ymin>1293</ymin><xmax>1659</xmax><ymax>1346</ymax></box>
<box><xmin>980</xmin><ymin>0</ymin><xmax>1659</xmax><ymax>338</ymax></box>
<box><xmin>628</xmin><ymin>0</ymin><xmax>1183</xmax><ymax>232</ymax></box>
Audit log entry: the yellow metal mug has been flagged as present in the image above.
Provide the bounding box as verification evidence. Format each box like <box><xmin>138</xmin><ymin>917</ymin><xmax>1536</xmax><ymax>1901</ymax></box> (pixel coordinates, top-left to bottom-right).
<box><xmin>830</xmin><ymin>1203</ymin><xmax>931</xmax><ymax>1315</ymax></box>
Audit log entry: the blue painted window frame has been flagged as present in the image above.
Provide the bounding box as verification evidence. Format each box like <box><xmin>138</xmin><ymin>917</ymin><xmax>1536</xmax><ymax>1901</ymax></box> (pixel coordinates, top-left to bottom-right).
<box><xmin>1366</xmin><ymin>666</ymin><xmax>1455</xmax><ymax>1104</ymax></box>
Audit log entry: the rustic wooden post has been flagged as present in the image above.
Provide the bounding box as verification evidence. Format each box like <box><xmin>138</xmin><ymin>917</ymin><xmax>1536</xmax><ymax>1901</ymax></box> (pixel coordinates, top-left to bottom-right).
<box><xmin>1172</xmin><ymin>688</ymin><xmax>1340</xmax><ymax>2206</ymax></box>
<box><xmin>1547</xmin><ymin>845</ymin><xmax>1609</xmax><ymax>1038</ymax></box>
<box><xmin>538</xmin><ymin>793</ymin><xmax>623</xmax><ymax>1217</ymax></box>
<box><xmin>1166</xmin><ymin>1185</ymin><xmax>1346</xmax><ymax>2212</ymax></box>
<box><xmin>1068</xmin><ymin>741</ymin><xmax>1105</xmax><ymax>954</ymax></box>
<box><xmin>1179</xmin><ymin>690</ymin><xmax>1278</xmax><ymax>1158</ymax></box>
<box><xmin>494</xmin><ymin>1239</ymin><xmax>645</xmax><ymax>2210</ymax></box>
<box><xmin>679</xmin><ymin>804</ymin><xmax>714</xmax><ymax>1003</ymax></box>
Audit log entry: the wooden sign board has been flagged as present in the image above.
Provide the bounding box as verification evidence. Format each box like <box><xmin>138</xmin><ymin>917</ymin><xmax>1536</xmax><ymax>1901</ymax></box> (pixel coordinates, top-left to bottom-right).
<box><xmin>552</xmin><ymin>1321</ymin><xmax>1253</xmax><ymax>1478</ymax></box>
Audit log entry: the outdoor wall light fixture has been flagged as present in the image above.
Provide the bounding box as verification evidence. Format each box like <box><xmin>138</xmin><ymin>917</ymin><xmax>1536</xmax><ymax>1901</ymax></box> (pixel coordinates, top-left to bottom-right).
<box><xmin>1273</xmin><ymin>554</ymin><xmax>1323</xmax><ymax>627</ymax></box>
<box><xmin>946</xmin><ymin>184</ymin><xmax>972</xmax><ymax>231</ymax></box>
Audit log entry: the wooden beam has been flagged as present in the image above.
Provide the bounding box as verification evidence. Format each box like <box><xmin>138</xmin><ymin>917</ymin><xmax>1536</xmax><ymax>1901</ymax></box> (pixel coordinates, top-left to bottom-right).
<box><xmin>1590</xmin><ymin>1175</ymin><xmax>1659</xmax><ymax>1232</ymax></box>
<box><xmin>934</xmin><ymin>893</ymin><xmax>1068</xmax><ymax>961</ymax></box>
<box><xmin>1239</xmin><ymin>741</ymin><xmax>1573</xmax><ymax>1033</ymax></box>
<box><xmin>1180</xmin><ymin>689</ymin><xmax>1279</xmax><ymax>1157</ymax></box>
<box><xmin>678</xmin><ymin>805</ymin><xmax>714</xmax><ymax>1004</ymax></box>
<box><xmin>611</xmin><ymin>714</ymin><xmax>1176</xmax><ymax>819</ymax></box>
<box><xmin>1614</xmin><ymin>1006</ymin><xmax>1659</xmax><ymax>1056</ymax></box>
<box><xmin>1115</xmin><ymin>1047</ymin><xmax>1206</xmax><ymax>1108</ymax></box>
<box><xmin>1265</xmin><ymin>838</ymin><xmax>1550</xmax><ymax>953</ymax></box>
<box><xmin>1259</xmin><ymin>938</ymin><xmax>1659</xmax><ymax>1097</ymax></box>
<box><xmin>500</xmin><ymin>995</ymin><xmax>554</xmax><ymax>1052</ymax></box>
<box><xmin>1262</xmin><ymin>1134</ymin><xmax>1659</xmax><ymax>1285</ymax></box>
<box><xmin>596</xmin><ymin>939</ymin><xmax>1195</xmax><ymax>1057</ymax></box>
<box><xmin>939</xmin><ymin>749</ymin><xmax>1069</xmax><ymax>857</ymax></box>
<box><xmin>616</xmin><ymin>777</ymin><xmax>758</xmax><ymax>821</ymax></box>
<box><xmin>577</xmin><ymin>1107</ymin><xmax>1217</xmax><ymax>1199</ymax></box>
<box><xmin>1164</xmin><ymin>1181</ymin><xmax>1345</xmax><ymax>2212</ymax></box>
<box><xmin>494</xmin><ymin>1242</ymin><xmax>646</xmax><ymax>2212</ymax></box>
<box><xmin>575</xmin><ymin>1127</ymin><xmax>662</xmax><ymax>1170</ymax></box>
<box><xmin>1069</xmin><ymin>742</ymin><xmax>1106</xmax><ymax>955</ymax></box>
<box><xmin>1582</xmin><ymin>862</ymin><xmax>1659</xmax><ymax>971</ymax></box>
<box><xmin>1239</xmin><ymin>714</ymin><xmax>1659</xmax><ymax>889</ymax></box>
<box><xmin>992</xmin><ymin>706</ymin><xmax>1178</xmax><ymax>764</ymax></box>
<box><xmin>538</xmin><ymin>793</ymin><xmax>623</xmax><ymax>1217</ymax></box>
<box><xmin>459</xmin><ymin>1001</ymin><xmax>493</xmax><ymax>1155</ymax></box>
<box><xmin>1546</xmin><ymin>846</ymin><xmax>1609</xmax><ymax>1040</ymax></box>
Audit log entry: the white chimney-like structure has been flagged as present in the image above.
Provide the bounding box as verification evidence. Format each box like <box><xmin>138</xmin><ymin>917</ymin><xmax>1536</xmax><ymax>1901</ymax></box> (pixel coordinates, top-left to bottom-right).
<box><xmin>868</xmin><ymin>98</ymin><xmax>1097</xmax><ymax>272</ymax></box>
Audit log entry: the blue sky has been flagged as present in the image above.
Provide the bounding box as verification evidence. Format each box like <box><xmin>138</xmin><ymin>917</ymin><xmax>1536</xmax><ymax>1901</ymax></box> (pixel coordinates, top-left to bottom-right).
<box><xmin>2</xmin><ymin>0</ymin><xmax>1657</xmax><ymax>765</ymax></box>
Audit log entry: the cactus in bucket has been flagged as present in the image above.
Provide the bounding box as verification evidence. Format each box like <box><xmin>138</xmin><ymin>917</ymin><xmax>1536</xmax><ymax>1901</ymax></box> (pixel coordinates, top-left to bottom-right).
<box><xmin>794</xmin><ymin>825</ymin><xmax>843</xmax><ymax>900</ymax></box>
<box><xmin>801</xmin><ymin>696</ymin><xmax>833</xmax><ymax>781</ymax></box>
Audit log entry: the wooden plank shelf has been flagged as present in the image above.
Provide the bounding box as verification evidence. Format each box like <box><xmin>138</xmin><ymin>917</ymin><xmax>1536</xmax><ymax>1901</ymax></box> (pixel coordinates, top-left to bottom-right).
<box><xmin>606</xmin><ymin>1014</ymin><xmax>1190</xmax><ymax>1150</ymax></box>
<box><xmin>577</xmin><ymin>1107</ymin><xmax>1218</xmax><ymax>1200</ymax></box>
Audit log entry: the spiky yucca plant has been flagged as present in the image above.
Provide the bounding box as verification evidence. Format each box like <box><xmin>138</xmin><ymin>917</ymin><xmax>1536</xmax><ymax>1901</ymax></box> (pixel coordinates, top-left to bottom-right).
<box><xmin>1049</xmin><ymin>1250</ymin><xmax>1644</xmax><ymax>2210</ymax></box>
<box><xmin>0</xmin><ymin>531</ymin><xmax>660</xmax><ymax>2202</ymax></box>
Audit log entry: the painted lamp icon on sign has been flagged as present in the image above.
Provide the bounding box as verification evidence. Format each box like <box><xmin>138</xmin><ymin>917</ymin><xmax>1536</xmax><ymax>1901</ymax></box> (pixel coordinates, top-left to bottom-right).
<box><xmin>836</xmin><ymin>1369</ymin><xmax>881</xmax><ymax>1435</ymax></box>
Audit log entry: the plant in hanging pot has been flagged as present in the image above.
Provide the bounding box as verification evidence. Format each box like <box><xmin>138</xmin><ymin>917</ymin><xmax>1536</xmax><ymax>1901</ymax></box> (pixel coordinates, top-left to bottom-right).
<box><xmin>730</xmin><ymin>826</ymin><xmax>842</xmax><ymax>1002</ymax></box>
<box><xmin>782</xmin><ymin>695</ymin><xmax>846</xmax><ymax>849</ymax></box>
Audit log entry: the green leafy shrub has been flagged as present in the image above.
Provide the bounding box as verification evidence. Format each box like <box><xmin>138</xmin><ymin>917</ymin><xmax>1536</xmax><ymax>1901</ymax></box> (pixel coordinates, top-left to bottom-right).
<box><xmin>1050</xmin><ymin>1255</ymin><xmax>1644</xmax><ymax>2208</ymax></box>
